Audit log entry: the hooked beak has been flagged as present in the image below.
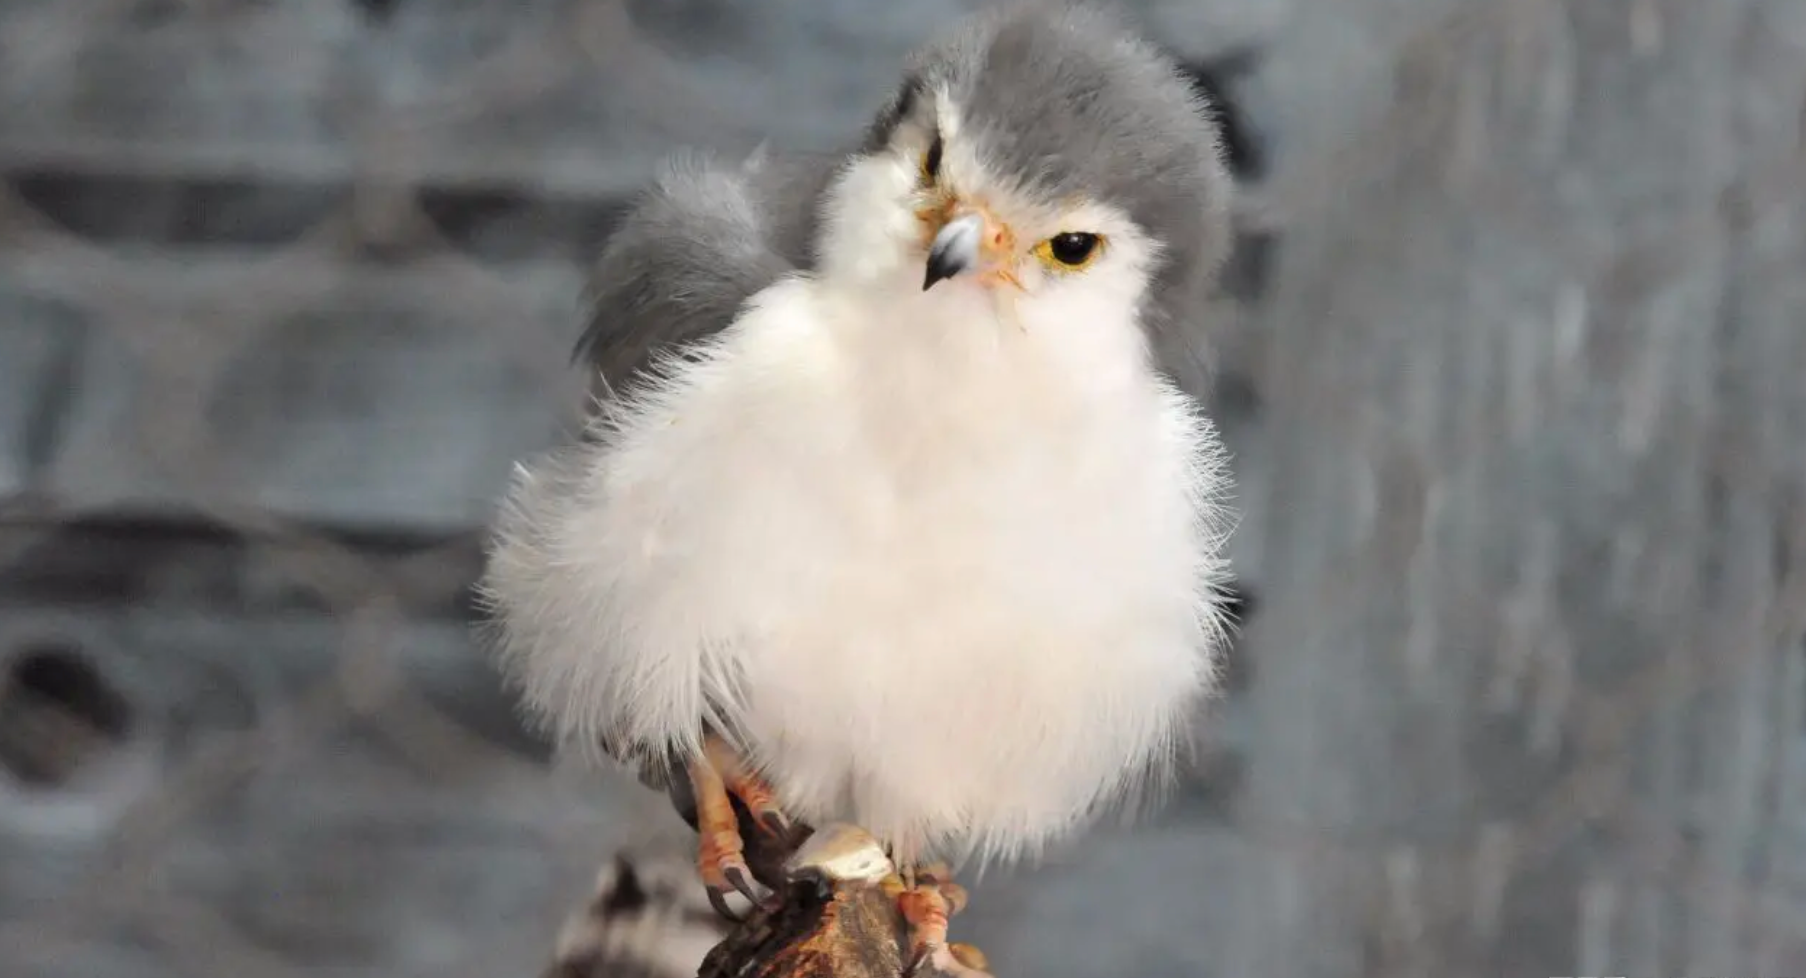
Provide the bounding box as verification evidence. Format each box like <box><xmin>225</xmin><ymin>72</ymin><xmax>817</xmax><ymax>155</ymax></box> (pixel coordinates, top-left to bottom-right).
<box><xmin>922</xmin><ymin>206</ymin><xmax>1012</xmax><ymax>291</ymax></box>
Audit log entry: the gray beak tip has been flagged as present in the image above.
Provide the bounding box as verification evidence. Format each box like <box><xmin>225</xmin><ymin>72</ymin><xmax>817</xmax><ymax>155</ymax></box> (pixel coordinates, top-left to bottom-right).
<box><xmin>923</xmin><ymin>212</ymin><xmax>984</xmax><ymax>292</ymax></box>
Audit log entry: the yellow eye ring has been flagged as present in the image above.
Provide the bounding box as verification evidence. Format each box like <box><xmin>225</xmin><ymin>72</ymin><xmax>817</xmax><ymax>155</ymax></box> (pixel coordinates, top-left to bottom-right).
<box><xmin>1033</xmin><ymin>232</ymin><xmax>1105</xmax><ymax>271</ymax></box>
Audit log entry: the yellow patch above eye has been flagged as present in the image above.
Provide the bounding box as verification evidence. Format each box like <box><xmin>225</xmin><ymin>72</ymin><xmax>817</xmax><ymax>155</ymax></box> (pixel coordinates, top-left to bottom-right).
<box><xmin>1032</xmin><ymin>232</ymin><xmax>1106</xmax><ymax>272</ymax></box>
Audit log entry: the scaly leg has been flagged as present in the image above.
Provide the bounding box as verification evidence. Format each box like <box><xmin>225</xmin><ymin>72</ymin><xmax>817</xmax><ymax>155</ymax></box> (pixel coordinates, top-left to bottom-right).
<box><xmin>689</xmin><ymin>733</ymin><xmax>796</xmax><ymax>920</ymax></box>
<box><xmin>885</xmin><ymin>862</ymin><xmax>994</xmax><ymax>977</ymax></box>
<box><xmin>705</xmin><ymin>735</ymin><xmax>797</xmax><ymax>843</ymax></box>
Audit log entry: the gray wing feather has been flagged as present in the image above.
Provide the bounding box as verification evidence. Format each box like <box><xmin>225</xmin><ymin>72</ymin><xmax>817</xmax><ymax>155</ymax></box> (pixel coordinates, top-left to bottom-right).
<box><xmin>574</xmin><ymin>149</ymin><xmax>840</xmax><ymax>404</ymax></box>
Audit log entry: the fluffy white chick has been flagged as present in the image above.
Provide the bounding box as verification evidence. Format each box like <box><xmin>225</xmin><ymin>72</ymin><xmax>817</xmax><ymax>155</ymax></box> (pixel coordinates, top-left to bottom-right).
<box><xmin>480</xmin><ymin>1</ymin><xmax>1238</xmax><ymax>963</ymax></box>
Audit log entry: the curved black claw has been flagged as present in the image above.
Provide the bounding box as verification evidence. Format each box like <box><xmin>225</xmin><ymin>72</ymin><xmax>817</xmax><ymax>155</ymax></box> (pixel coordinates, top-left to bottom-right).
<box><xmin>903</xmin><ymin>943</ymin><xmax>936</xmax><ymax>978</ymax></box>
<box><xmin>724</xmin><ymin>865</ymin><xmax>759</xmax><ymax>902</ymax></box>
<box><xmin>706</xmin><ymin>886</ymin><xmax>745</xmax><ymax>923</ymax></box>
<box><xmin>760</xmin><ymin>810</ymin><xmax>796</xmax><ymax>843</ymax></box>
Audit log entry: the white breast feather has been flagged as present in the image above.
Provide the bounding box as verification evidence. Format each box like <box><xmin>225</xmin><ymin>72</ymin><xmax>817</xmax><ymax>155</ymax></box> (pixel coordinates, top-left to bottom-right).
<box><xmin>482</xmin><ymin>269</ymin><xmax>1234</xmax><ymax>869</ymax></box>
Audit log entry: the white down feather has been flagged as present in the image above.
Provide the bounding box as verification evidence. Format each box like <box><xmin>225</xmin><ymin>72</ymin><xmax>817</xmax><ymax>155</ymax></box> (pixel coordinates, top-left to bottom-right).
<box><xmin>482</xmin><ymin>160</ymin><xmax>1235</xmax><ymax>870</ymax></box>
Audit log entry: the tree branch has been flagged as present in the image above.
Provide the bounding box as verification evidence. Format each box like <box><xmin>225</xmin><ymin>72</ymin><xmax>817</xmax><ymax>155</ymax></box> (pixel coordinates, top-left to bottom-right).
<box><xmin>542</xmin><ymin>811</ymin><xmax>987</xmax><ymax>978</ymax></box>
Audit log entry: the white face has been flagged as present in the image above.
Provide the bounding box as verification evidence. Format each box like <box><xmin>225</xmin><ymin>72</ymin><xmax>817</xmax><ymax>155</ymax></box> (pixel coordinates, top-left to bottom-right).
<box><xmin>817</xmin><ymin>85</ymin><xmax>1162</xmax><ymax>327</ymax></box>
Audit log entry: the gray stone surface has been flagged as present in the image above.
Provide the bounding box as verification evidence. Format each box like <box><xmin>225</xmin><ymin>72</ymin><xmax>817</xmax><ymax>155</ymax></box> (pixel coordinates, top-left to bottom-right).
<box><xmin>0</xmin><ymin>0</ymin><xmax>1269</xmax><ymax>194</ymax></box>
<box><xmin>0</xmin><ymin>593</ymin><xmax>649</xmax><ymax>978</ymax></box>
<box><xmin>0</xmin><ymin>292</ymin><xmax>87</xmax><ymax>499</ymax></box>
<box><xmin>1232</xmin><ymin>1</ymin><xmax>1806</xmax><ymax>974</ymax></box>
<box><xmin>2</xmin><ymin>250</ymin><xmax>585</xmax><ymax>531</ymax></box>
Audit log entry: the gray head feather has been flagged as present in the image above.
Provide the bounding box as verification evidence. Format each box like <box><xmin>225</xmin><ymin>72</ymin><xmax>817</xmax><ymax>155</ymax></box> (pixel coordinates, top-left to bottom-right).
<box><xmin>576</xmin><ymin>1</ymin><xmax>1232</xmax><ymax>404</ymax></box>
<box><xmin>876</xmin><ymin>0</ymin><xmax>1236</xmax><ymax>383</ymax></box>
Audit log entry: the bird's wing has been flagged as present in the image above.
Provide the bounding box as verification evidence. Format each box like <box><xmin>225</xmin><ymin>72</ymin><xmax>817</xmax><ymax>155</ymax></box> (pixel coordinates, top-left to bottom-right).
<box><xmin>574</xmin><ymin>148</ymin><xmax>840</xmax><ymax>404</ymax></box>
<box><xmin>569</xmin><ymin>148</ymin><xmax>838</xmax><ymax>794</ymax></box>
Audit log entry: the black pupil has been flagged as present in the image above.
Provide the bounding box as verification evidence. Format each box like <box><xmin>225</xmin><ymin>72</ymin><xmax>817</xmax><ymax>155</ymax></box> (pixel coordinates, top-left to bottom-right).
<box><xmin>1049</xmin><ymin>232</ymin><xmax>1098</xmax><ymax>265</ymax></box>
<box><xmin>924</xmin><ymin>136</ymin><xmax>943</xmax><ymax>180</ymax></box>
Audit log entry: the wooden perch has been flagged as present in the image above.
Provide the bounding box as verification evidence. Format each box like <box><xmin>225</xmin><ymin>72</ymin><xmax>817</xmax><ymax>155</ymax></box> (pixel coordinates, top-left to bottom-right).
<box><xmin>695</xmin><ymin>867</ymin><xmax>912</xmax><ymax>978</ymax></box>
<box><xmin>697</xmin><ymin>810</ymin><xmax>990</xmax><ymax>978</ymax></box>
<box><xmin>543</xmin><ymin>806</ymin><xmax>991</xmax><ymax>978</ymax></box>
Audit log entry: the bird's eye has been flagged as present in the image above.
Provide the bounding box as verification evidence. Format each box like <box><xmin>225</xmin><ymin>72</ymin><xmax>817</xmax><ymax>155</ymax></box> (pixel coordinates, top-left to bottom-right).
<box><xmin>921</xmin><ymin>134</ymin><xmax>943</xmax><ymax>183</ymax></box>
<box><xmin>1035</xmin><ymin>232</ymin><xmax>1104</xmax><ymax>270</ymax></box>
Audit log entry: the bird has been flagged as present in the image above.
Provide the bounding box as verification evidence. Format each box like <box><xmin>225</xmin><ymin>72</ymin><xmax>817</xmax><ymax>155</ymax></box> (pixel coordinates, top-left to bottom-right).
<box><xmin>478</xmin><ymin>1</ymin><xmax>1238</xmax><ymax>966</ymax></box>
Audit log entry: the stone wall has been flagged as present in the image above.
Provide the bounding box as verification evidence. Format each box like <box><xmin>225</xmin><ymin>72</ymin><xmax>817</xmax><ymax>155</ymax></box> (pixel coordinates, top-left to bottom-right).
<box><xmin>2</xmin><ymin>1</ymin><xmax>1802</xmax><ymax>976</ymax></box>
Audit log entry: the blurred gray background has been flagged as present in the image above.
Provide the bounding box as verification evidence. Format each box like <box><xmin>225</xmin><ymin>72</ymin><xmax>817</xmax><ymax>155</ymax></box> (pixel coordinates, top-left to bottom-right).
<box><xmin>2</xmin><ymin>0</ymin><xmax>1804</xmax><ymax>976</ymax></box>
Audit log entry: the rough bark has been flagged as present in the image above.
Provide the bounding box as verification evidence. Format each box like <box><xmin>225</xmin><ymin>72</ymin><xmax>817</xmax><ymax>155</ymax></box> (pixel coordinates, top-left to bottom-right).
<box><xmin>543</xmin><ymin>812</ymin><xmax>982</xmax><ymax>978</ymax></box>
<box><xmin>695</xmin><ymin>882</ymin><xmax>909</xmax><ymax>978</ymax></box>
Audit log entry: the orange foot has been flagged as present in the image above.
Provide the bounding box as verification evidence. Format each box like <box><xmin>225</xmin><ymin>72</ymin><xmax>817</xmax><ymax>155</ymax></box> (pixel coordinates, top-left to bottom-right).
<box><xmin>886</xmin><ymin>863</ymin><xmax>994</xmax><ymax>977</ymax></box>
<box><xmin>689</xmin><ymin>733</ymin><xmax>797</xmax><ymax>920</ymax></box>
